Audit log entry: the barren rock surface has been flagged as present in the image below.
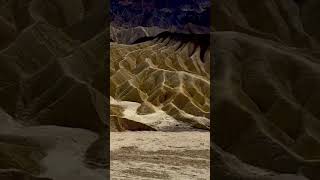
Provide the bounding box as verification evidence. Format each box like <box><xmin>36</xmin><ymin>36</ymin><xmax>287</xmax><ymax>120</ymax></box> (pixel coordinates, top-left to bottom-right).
<box><xmin>110</xmin><ymin>25</ymin><xmax>211</xmax><ymax>180</ymax></box>
<box><xmin>110</xmin><ymin>32</ymin><xmax>210</xmax><ymax>131</ymax></box>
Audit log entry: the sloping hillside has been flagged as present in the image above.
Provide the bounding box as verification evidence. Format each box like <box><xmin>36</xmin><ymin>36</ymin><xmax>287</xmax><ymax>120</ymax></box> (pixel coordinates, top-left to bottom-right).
<box><xmin>212</xmin><ymin>1</ymin><xmax>320</xmax><ymax>179</ymax></box>
<box><xmin>0</xmin><ymin>0</ymin><xmax>108</xmax><ymax>179</ymax></box>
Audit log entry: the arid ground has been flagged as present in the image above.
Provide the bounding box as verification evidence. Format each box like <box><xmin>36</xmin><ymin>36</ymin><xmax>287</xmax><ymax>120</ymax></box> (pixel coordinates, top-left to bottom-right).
<box><xmin>111</xmin><ymin>131</ymin><xmax>209</xmax><ymax>180</ymax></box>
<box><xmin>110</xmin><ymin>30</ymin><xmax>210</xmax><ymax>180</ymax></box>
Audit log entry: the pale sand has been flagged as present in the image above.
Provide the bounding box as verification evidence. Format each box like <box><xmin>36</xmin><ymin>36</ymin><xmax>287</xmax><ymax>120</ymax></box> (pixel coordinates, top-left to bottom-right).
<box><xmin>110</xmin><ymin>97</ymin><xmax>207</xmax><ymax>131</ymax></box>
<box><xmin>110</xmin><ymin>97</ymin><xmax>210</xmax><ymax>179</ymax></box>
<box><xmin>111</xmin><ymin>131</ymin><xmax>210</xmax><ymax>180</ymax></box>
<box><xmin>110</xmin><ymin>97</ymin><xmax>192</xmax><ymax>130</ymax></box>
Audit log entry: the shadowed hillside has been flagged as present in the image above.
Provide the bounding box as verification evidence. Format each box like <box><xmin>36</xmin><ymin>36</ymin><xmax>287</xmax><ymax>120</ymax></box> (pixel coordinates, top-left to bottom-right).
<box><xmin>212</xmin><ymin>1</ymin><xmax>320</xmax><ymax>180</ymax></box>
<box><xmin>110</xmin><ymin>0</ymin><xmax>210</xmax><ymax>44</ymax></box>
<box><xmin>0</xmin><ymin>0</ymin><xmax>108</xmax><ymax>179</ymax></box>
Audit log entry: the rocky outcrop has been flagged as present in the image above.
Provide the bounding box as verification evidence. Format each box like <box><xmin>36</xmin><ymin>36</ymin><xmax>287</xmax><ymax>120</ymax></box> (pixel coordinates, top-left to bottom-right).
<box><xmin>136</xmin><ymin>102</ymin><xmax>156</xmax><ymax>115</ymax></box>
<box><xmin>110</xmin><ymin>25</ymin><xmax>167</xmax><ymax>44</ymax></box>
<box><xmin>110</xmin><ymin>104</ymin><xmax>156</xmax><ymax>132</ymax></box>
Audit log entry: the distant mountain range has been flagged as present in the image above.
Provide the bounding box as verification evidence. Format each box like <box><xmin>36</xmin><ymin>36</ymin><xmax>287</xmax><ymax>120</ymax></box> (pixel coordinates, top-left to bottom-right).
<box><xmin>110</xmin><ymin>0</ymin><xmax>210</xmax><ymax>36</ymax></box>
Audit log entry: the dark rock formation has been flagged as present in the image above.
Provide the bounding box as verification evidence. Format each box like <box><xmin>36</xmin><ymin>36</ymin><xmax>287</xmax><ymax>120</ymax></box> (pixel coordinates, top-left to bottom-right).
<box><xmin>0</xmin><ymin>0</ymin><xmax>108</xmax><ymax>179</ymax></box>
<box><xmin>111</xmin><ymin>0</ymin><xmax>210</xmax><ymax>31</ymax></box>
<box><xmin>110</xmin><ymin>0</ymin><xmax>210</xmax><ymax>44</ymax></box>
<box><xmin>212</xmin><ymin>1</ymin><xmax>320</xmax><ymax>179</ymax></box>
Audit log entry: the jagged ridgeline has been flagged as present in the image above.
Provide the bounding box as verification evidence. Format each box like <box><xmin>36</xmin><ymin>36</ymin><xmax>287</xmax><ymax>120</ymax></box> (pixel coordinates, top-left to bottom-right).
<box><xmin>111</xmin><ymin>0</ymin><xmax>210</xmax><ymax>29</ymax></box>
<box><xmin>110</xmin><ymin>0</ymin><xmax>210</xmax><ymax>44</ymax></box>
<box><xmin>110</xmin><ymin>32</ymin><xmax>210</xmax><ymax>131</ymax></box>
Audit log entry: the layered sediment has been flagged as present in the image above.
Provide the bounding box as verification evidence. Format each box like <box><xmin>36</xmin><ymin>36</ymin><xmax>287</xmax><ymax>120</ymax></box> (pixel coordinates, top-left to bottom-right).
<box><xmin>110</xmin><ymin>30</ymin><xmax>211</xmax><ymax>180</ymax></box>
<box><xmin>110</xmin><ymin>32</ymin><xmax>210</xmax><ymax>131</ymax></box>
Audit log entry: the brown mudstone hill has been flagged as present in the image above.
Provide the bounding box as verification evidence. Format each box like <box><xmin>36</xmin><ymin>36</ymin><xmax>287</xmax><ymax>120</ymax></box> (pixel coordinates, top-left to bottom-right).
<box><xmin>136</xmin><ymin>102</ymin><xmax>156</xmax><ymax>115</ymax></box>
<box><xmin>110</xmin><ymin>32</ymin><xmax>210</xmax><ymax>131</ymax></box>
<box><xmin>110</xmin><ymin>104</ymin><xmax>156</xmax><ymax>132</ymax></box>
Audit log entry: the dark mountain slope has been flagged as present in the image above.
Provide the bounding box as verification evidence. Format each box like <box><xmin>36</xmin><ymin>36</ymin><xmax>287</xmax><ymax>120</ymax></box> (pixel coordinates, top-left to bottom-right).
<box><xmin>0</xmin><ymin>0</ymin><xmax>108</xmax><ymax>179</ymax></box>
<box><xmin>212</xmin><ymin>1</ymin><xmax>320</xmax><ymax>180</ymax></box>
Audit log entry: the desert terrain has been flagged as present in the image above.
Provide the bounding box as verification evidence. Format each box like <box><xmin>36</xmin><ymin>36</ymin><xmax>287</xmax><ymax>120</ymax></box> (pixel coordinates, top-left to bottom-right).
<box><xmin>110</xmin><ymin>31</ymin><xmax>211</xmax><ymax>179</ymax></box>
